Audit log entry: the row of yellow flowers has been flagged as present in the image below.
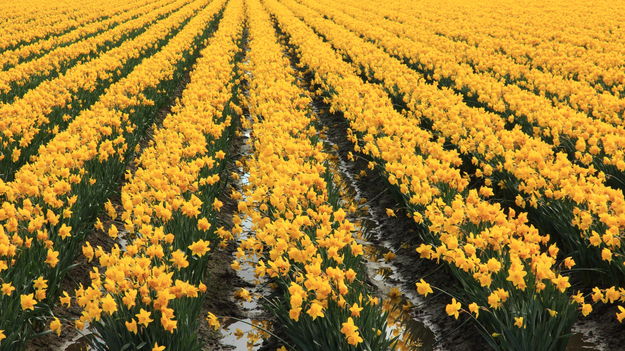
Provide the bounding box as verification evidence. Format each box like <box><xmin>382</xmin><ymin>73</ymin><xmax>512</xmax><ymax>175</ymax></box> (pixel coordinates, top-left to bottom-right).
<box><xmin>234</xmin><ymin>0</ymin><xmax>393</xmax><ymax>348</ymax></box>
<box><xmin>366</xmin><ymin>0</ymin><xmax>625</xmax><ymax>94</ymax></box>
<box><xmin>0</xmin><ymin>0</ymin><xmax>189</xmax><ymax>94</ymax></box>
<box><xmin>0</xmin><ymin>0</ymin><xmax>202</xmax><ymax>179</ymax></box>
<box><xmin>0</xmin><ymin>0</ymin><xmax>119</xmax><ymax>52</ymax></box>
<box><xmin>327</xmin><ymin>0</ymin><xmax>625</xmax><ymax>129</ymax></box>
<box><xmin>266</xmin><ymin>0</ymin><xmax>582</xmax><ymax>349</ymax></box>
<box><xmin>0</xmin><ymin>0</ymin><xmax>159</xmax><ymax>70</ymax></box>
<box><xmin>308</xmin><ymin>0</ymin><xmax>625</xmax><ymax>178</ymax></box>
<box><xmin>0</xmin><ymin>0</ymin><xmax>225</xmax><ymax>347</ymax></box>
<box><xmin>75</xmin><ymin>0</ymin><xmax>243</xmax><ymax>348</ymax></box>
<box><xmin>292</xmin><ymin>0</ymin><xmax>625</xmax><ymax>289</ymax></box>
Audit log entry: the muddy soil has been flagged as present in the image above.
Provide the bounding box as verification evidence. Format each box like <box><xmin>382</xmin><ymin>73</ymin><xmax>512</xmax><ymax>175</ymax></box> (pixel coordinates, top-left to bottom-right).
<box><xmin>213</xmin><ymin>47</ymin><xmax>282</xmax><ymax>348</ymax></box>
<box><xmin>317</xmin><ymin>103</ymin><xmax>487</xmax><ymax>351</ymax></box>
<box><xmin>567</xmin><ymin>298</ymin><xmax>625</xmax><ymax>351</ymax></box>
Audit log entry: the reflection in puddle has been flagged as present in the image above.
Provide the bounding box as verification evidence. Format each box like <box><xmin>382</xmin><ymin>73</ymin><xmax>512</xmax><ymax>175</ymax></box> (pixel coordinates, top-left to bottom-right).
<box><xmin>319</xmin><ymin>125</ymin><xmax>438</xmax><ymax>351</ymax></box>
<box><xmin>219</xmin><ymin>121</ymin><xmax>268</xmax><ymax>351</ymax></box>
<box><xmin>365</xmin><ymin>241</ymin><xmax>436</xmax><ymax>351</ymax></box>
<box><xmin>221</xmin><ymin>319</ymin><xmax>265</xmax><ymax>351</ymax></box>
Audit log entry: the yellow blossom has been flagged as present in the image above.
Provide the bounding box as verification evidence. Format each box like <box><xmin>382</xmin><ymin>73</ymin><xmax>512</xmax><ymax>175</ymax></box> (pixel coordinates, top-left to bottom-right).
<box><xmin>21</xmin><ymin>294</ymin><xmax>37</xmax><ymax>311</ymax></box>
<box><xmin>445</xmin><ymin>298</ymin><xmax>461</xmax><ymax>319</ymax></box>
<box><xmin>416</xmin><ymin>279</ymin><xmax>433</xmax><ymax>297</ymax></box>
<box><xmin>307</xmin><ymin>302</ymin><xmax>325</xmax><ymax>320</ymax></box>
<box><xmin>50</xmin><ymin>317</ymin><xmax>62</xmax><ymax>336</ymax></box>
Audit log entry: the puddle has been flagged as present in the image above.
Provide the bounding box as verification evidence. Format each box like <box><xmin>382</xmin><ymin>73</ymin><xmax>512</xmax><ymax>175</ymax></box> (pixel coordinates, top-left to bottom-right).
<box><xmin>57</xmin><ymin>332</ymin><xmax>92</xmax><ymax>351</ymax></box>
<box><xmin>335</xmin><ymin>159</ymin><xmax>437</xmax><ymax>351</ymax></box>
<box><xmin>221</xmin><ymin>319</ymin><xmax>266</xmax><ymax>351</ymax></box>
<box><xmin>218</xmin><ymin>115</ymin><xmax>269</xmax><ymax>351</ymax></box>
<box><xmin>566</xmin><ymin>333</ymin><xmax>600</xmax><ymax>351</ymax></box>
<box><xmin>567</xmin><ymin>319</ymin><xmax>608</xmax><ymax>351</ymax></box>
<box><xmin>314</xmin><ymin>104</ymin><xmax>437</xmax><ymax>350</ymax></box>
<box><xmin>54</xmin><ymin>321</ymin><xmax>108</xmax><ymax>351</ymax></box>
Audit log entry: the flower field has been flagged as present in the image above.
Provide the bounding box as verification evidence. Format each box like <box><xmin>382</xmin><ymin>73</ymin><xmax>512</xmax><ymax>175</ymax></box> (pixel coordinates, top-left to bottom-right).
<box><xmin>1</xmin><ymin>0</ymin><xmax>625</xmax><ymax>350</ymax></box>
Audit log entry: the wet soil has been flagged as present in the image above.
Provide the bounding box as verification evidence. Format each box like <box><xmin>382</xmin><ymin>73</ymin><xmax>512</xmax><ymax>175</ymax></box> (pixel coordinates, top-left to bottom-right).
<box><xmin>213</xmin><ymin>57</ymin><xmax>279</xmax><ymax>350</ymax></box>
<box><xmin>197</xmin><ymin>114</ymin><xmax>254</xmax><ymax>350</ymax></box>
<box><xmin>318</xmin><ymin>102</ymin><xmax>489</xmax><ymax>351</ymax></box>
<box><xmin>202</xmin><ymin>121</ymin><xmax>278</xmax><ymax>351</ymax></box>
<box><xmin>568</xmin><ymin>302</ymin><xmax>625</xmax><ymax>351</ymax></box>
